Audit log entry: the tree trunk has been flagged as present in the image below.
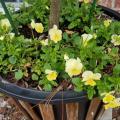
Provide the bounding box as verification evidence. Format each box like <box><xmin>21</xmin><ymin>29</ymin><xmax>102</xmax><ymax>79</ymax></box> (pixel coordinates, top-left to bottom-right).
<box><xmin>49</xmin><ymin>0</ymin><xmax>61</xmax><ymax>29</ymax></box>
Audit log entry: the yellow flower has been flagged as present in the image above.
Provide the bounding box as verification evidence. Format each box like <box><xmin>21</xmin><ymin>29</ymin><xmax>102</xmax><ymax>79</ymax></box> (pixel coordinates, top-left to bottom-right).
<box><xmin>65</xmin><ymin>57</ymin><xmax>83</xmax><ymax>77</ymax></box>
<box><xmin>103</xmin><ymin>93</ymin><xmax>115</xmax><ymax>103</ymax></box>
<box><xmin>40</xmin><ymin>39</ymin><xmax>48</xmax><ymax>46</ymax></box>
<box><xmin>64</xmin><ymin>54</ymin><xmax>69</xmax><ymax>61</ymax></box>
<box><xmin>84</xmin><ymin>0</ymin><xmax>90</xmax><ymax>4</ymax></box>
<box><xmin>111</xmin><ymin>34</ymin><xmax>120</xmax><ymax>46</ymax></box>
<box><xmin>85</xmin><ymin>79</ymin><xmax>96</xmax><ymax>86</ymax></box>
<box><xmin>81</xmin><ymin>34</ymin><xmax>93</xmax><ymax>47</ymax></box>
<box><xmin>104</xmin><ymin>19</ymin><xmax>112</xmax><ymax>27</ymax></box>
<box><xmin>45</xmin><ymin>69</ymin><xmax>58</xmax><ymax>81</ymax></box>
<box><xmin>0</xmin><ymin>36</ymin><xmax>4</xmax><ymax>41</ymax></box>
<box><xmin>0</xmin><ymin>18</ymin><xmax>11</xmax><ymax>30</ymax></box>
<box><xmin>49</xmin><ymin>25</ymin><xmax>62</xmax><ymax>43</ymax></box>
<box><xmin>93</xmin><ymin>33</ymin><xmax>97</xmax><ymax>39</ymax></box>
<box><xmin>31</xmin><ymin>20</ymin><xmax>44</xmax><ymax>33</ymax></box>
<box><xmin>8</xmin><ymin>32</ymin><xmax>15</xmax><ymax>39</ymax></box>
<box><xmin>104</xmin><ymin>98</ymin><xmax>120</xmax><ymax>110</ymax></box>
<box><xmin>34</xmin><ymin>23</ymin><xmax>44</xmax><ymax>33</ymax></box>
<box><xmin>82</xmin><ymin>71</ymin><xmax>101</xmax><ymax>86</ymax></box>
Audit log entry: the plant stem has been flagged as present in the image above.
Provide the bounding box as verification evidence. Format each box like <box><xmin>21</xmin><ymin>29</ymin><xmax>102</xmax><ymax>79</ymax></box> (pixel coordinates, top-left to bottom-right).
<box><xmin>0</xmin><ymin>0</ymin><xmax>18</xmax><ymax>35</ymax></box>
<box><xmin>89</xmin><ymin>0</ymin><xmax>97</xmax><ymax>23</ymax></box>
<box><xmin>49</xmin><ymin>0</ymin><xmax>61</xmax><ymax>29</ymax></box>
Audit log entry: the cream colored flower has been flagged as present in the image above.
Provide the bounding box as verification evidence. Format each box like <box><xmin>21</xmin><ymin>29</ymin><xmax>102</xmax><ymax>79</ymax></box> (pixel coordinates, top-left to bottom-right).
<box><xmin>31</xmin><ymin>20</ymin><xmax>44</xmax><ymax>33</ymax></box>
<box><xmin>45</xmin><ymin>6</ymin><xmax>49</xmax><ymax>10</ymax></box>
<box><xmin>49</xmin><ymin>25</ymin><xmax>62</xmax><ymax>43</ymax></box>
<box><xmin>111</xmin><ymin>34</ymin><xmax>120</xmax><ymax>46</ymax></box>
<box><xmin>93</xmin><ymin>33</ymin><xmax>97</xmax><ymax>39</ymax></box>
<box><xmin>8</xmin><ymin>32</ymin><xmax>15</xmax><ymax>39</ymax></box>
<box><xmin>0</xmin><ymin>18</ymin><xmax>11</xmax><ymax>30</ymax></box>
<box><xmin>31</xmin><ymin>19</ymin><xmax>36</xmax><ymax>29</ymax></box>
<box><xmin>40</xmin><ymin>39</ymin><xmax>48</xmax><ymax>46</ymax></box>
<box><xmin>81</xmin><ymin>34</ymin><xmax>93</xmax><ymax>47</ymax></box>
<box><xmin>64</xmin><ymin>54</ymin><xmax>69</xmax><ymax>61</ymax></box>
<box><xmin>45</xmin><ymin>69</ymin><xmax>58</xmax><ymax>81</ymax></box>
<box><xmin>82</xmin><ymin>71</ymin><xmax>101</xmax><ymax>86</ymax></box>
<box><xmin>0</xmin><ymin>36</ymin><xmax>4</xmax><ymax>41</ymax></box>
<box><xmin>65</xmin><ymin>57</ymin><xmax>83</xmax><ymax>77</ymax></box>
<box><xmin>104</xmin><ymin>19</ymin><xmax>112</xmax><ymax>27</ymax></box>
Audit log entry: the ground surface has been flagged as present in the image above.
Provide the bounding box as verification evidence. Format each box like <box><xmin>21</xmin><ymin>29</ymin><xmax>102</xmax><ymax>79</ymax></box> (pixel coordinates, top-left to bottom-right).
<box><xmin>0</xmin><ymin>96</ymin><xmax>27</xmax><ymax>120</ymax></box>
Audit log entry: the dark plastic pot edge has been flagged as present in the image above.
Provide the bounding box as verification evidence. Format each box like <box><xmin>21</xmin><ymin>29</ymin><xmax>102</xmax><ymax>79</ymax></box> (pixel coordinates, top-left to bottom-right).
<box><xmin>0</xmin><ymin>77</ymin><xmax>87</xmax><ymax>104</ymax></box>
<box><xmin>99</xmin><ymin>5</ymin><xmax>120</xmax><ymax>20</ymax></box>
<box><xmin>0</xmin><ymin>6</ymin><xmax>120</xmax><ymax>104</ymax></box>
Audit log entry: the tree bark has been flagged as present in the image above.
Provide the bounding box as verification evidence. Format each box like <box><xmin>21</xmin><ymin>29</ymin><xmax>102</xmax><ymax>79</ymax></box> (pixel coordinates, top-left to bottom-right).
<box><xmin>49</xmin><ymin>0</ymin><xmax>61</xmax><ymax>29</ymax></box>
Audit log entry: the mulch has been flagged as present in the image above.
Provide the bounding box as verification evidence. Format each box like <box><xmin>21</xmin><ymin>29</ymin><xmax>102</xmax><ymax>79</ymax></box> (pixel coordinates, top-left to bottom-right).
<box><xmin>0</xmin><ymin>96</ymin><xmax>28</xmax><ymax>120</ymax></box>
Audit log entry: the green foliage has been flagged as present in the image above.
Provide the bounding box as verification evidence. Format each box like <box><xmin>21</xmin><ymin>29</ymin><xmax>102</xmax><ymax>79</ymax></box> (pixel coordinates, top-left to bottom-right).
<box><xmin>15</xmin><ymin>70</ymin><xmax>23</xmax><ymax>80</ymax></box>
<box><xmin>32</xmin><ymin>73</ymin><xmax>39</xmax><ymax>81</ymax></box>
<box><xmin>0</xmin><ymin>0</ymin><xmax>119</xmax><ymax>101</ymax></box>
<box><xmin>72</xmin><ymin>77</ymin><xmax>83</xmax><ymax>92</ymax></box>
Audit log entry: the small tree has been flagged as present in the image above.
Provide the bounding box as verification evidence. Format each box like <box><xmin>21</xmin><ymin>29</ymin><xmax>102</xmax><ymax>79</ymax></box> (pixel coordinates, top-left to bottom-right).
<box><xmin>49</xmin><ymin>0</ymin><xmax>61</xmax><ymax>28</ymax></box>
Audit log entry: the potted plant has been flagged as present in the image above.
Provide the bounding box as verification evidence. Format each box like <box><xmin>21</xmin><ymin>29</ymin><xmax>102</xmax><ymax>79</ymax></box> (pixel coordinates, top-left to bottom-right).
<box><xmin>0</xmin><ymin>0</ymin><xmax>120</xmax><ymax>119</ymax></box>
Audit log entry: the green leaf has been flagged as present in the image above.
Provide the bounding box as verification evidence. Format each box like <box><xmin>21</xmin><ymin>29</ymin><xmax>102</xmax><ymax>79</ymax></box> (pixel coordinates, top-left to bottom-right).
<box><xmin>68</xmin><ymin>22</ymin><xmax>77</xmax><ymax>29</ymax></box>
<box><xmin>74</xmin><ymin>86</ymin><xmax>83</xmax><ymax>92</ymax></box>
<box><xmin>15</xmin><ymin>70</ymin><xmax>23</xmax><ymax>80</ymax></box>
<box><xmin>9</xmin><ymin>56</ymin><xmax>17</xmax><ymax>64</ymax></box>
<box><xmin>63</xmin><ymin>32</ymin><xmax>68</xmax><ymax>40</ymax></box>
<box><xmin>72</xmin><ymin>77</ymin><xmax>81</xmax><ymax>85</ymax></box>
<box><xmin>50</xmin><ymin>81</ymin><xmax>58</xmax><ymax>86</ymax></box>
<box><xmin>87</xmin><ymin>87</ymin><xmax>95</xmax><ymax>100</ymax></box>
<box><xmin>43</xmin><ymin>63</ymin><xmax>51</xmax><ymax>70</ymax></box>
<box><xmin>32</xmin><ymin>73</ymin><xmax>39</xmax><ymax>81</ymax></box>
<box><xmin>44</xmin><ymin>84</ymin><xmax>52</xmax><ymax>91</ymax></box>
<box><xmin>113</xmin><ymin>64</ymin><xmax>120</xmax><ymax>75</ymax></box>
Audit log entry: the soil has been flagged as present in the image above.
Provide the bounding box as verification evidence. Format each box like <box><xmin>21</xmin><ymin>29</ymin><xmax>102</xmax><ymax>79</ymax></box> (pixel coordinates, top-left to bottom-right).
<box><xmin>0</xmin><ymin>96</ymin><xmax>27</xmax><ymax>120</ymax></box>
<box><xmin>18</xmin><ymin>25</ymin><xmax>41</xmax><ymax>39</ymax></box>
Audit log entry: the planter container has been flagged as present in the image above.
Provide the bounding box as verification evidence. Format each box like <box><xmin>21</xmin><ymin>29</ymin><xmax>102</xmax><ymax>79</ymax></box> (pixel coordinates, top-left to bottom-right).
<box><xmin>0</xmin><ymin>6</ymin><xmax>120</xmax><ymax>120</ymax></box>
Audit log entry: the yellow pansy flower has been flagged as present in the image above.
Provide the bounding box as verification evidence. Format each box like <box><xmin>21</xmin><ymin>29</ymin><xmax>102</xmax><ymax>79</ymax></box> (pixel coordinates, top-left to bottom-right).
<box><xmin>93</xmin><ymin>33</ymin><xmax>97</xmax><ymax>39</ymax></box>
<box><xmin>104</xmin><ymin>19</ymin><xmax>112</xmax><ymax>27</ymax></box>
<box><xmin>65</xmin><ymin>57</ymin><xmax>83</xmax><ymax>77</ymax></box>
<box><xmin>103</xmin><ymin>93</ymin><xmax>115</xmax><ymax>103</ymax></box>
<box><xmin>0</xmin><ymin>18</ymin><xmax>11</xmax><ymax>30</ymax></box>
<box><xmin>102</xmin><ymin>93</ymin><xmax>120</xmax><ymax>109</ymax></box>
<box><xmin>84</xmin><ymin>0</ymin><xmax>90</xmax><ymax>4</ymax></box>
<box><xmin>31</xmin><ymin>20</ymin><xmax>44</xmax><ymax>33</ymax></box>
<box><xmin>45</xmin><ymin>69</ymin><xmax>58</xmax><ymax>81</ymax></box>
<box><xmin>111</xmin><ymin>34</ymin><xmax>120</xmax><ymax>46</ymax></box>
<box><xmin>0</xmin><ymin>36</ymin><xmax>4</xmax><ymax>41</ymax></box>
<box><xmin>82</xmin><ymin>71</ymin><xmax>101</xmax><ymax>86</ymax></box>
<box><xmin>49</xmin><ymin>25</ymin><xmax>62</xmax><ymax>43</ymax></box>
<box><xmin>64</xmin><ymin>54</ymin><xmax>69</xmax><ymax>61</ymax></box>
<box><xmin>34</xmin><ymin>23</ymin><xmax>44</xmax><ymax>33</ymax></box>
<box><xmin>85</xmin><ymin>79</ymin><xmax>96</xmax><ymax>86</ymax></box>
<box><xmin>40</xmin><ymin>39</ymin><xmax>48</xmax><ymax>46</ymax></box>
<box><xmin>104</xmin><ymin>98</ymin><xmax>120</xmax><ymax>109</ymax></box>
<box><xmin>81</xmin><ymin>34</ymin><xmax>93</xmax><ymax>47</ymax></box>
<box><xmin>8</xmin><ymin>32</ymin><xmax>15</xmax><ymax>39</ymax></box>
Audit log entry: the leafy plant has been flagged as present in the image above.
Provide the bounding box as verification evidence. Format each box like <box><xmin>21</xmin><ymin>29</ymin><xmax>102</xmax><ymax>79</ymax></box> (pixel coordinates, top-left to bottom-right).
<box><xmin>0</xmin><ymin>0</ymin><xmax>120</xmax><ymax>110</ymax></box>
